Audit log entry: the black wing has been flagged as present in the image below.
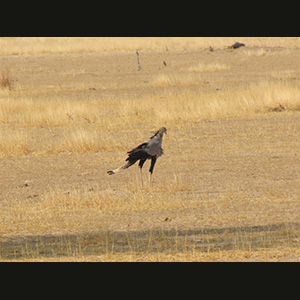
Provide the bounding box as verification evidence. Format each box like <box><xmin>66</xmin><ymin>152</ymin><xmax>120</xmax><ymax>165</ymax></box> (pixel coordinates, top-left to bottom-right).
<box><xmin>127</xmin><ymin>142</ymin><xmax>148</xmax><ymax>154</ymax></box>
<box><xmin>126</xmin><ymin>142</ymin><xmax>151</xmax><ymax>162</ymax></box>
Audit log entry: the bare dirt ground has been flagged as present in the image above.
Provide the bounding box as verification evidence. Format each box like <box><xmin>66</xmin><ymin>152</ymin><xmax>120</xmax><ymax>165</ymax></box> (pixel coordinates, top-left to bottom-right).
<box><xmin>1</xmin><ymin>39</ymin><xmax>300</xmax><ymax>261</ymax></box>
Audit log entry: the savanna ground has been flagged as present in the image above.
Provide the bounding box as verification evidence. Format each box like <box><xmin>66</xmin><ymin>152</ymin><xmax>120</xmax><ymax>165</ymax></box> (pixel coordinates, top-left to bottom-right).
<box><xmin>1</xmin><ymin>37</ymin><xmax>300</xmax><ymax>261</ymax></box>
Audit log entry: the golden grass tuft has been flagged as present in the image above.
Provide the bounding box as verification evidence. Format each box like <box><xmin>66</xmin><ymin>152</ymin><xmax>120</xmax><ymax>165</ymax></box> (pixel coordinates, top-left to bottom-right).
<box><xmin>188</xmin><ymin>63</ymin><xmax>230</xmax><ymax>72</ymax></box>
<box><xmin>0</xmin><ymin>68</ymin><xmax>13</xmax><ymax>90</ymax></box>
<box><xmin>0</xmin><ymin>129</ymin><xmax>30</xmax><ymax>157</ymax></box>
<box><xmin>150</xmin><ymin>73</ymin><xmax>203</xmax><ymax>87</ymax></box>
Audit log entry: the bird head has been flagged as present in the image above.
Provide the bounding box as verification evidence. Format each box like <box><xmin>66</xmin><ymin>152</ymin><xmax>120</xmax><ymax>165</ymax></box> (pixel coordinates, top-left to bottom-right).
<box><xmin>161</xmin><ymin>127</ymin><xmax>167</xmax><ymax>135</ymax></box>
<box><xmin>150</xmin><ymin>127</ymin><xmax>167</xmax><ymax>139</ymax></box>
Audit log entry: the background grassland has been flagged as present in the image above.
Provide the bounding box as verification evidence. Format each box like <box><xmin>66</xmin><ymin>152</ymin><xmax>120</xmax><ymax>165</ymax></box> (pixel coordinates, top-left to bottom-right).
<box><xmin>0</xmin><ymin>37</ymin><xmax>300</xmax><ymax>55</ymax></box>
<box><xmin>1</xmin><ymin>81</ymin><xmax>299</xmax><ymax>157</ymax></box>
<box><xmin>1</xmin><ymin>37</ymin><xmax>300</xmax><ymax>261</ymax></box>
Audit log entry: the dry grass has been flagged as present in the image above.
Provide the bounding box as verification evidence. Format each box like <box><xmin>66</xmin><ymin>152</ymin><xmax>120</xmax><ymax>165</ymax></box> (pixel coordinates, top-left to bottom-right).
<box><xmin>1</xmin><ymin>182</ymin><xmax>299</xmax><ymax>237</ymax></box>
<box><xmin>6</xmin><ymin>247</ymin><xmax>300</xmax><ymax>262</ymax></box>
<box><xmin>0</xmin><ymin>37</ymin><xmax>299</xmax><ymax>56</ymax></box>
<box><xmin>0</xmin><ymin>80</ymin><xmax>299</xmax><ymax>157</ymax></box>
<box><xmin>0</xmin><ymin>68</ymin><xmax>13</xmax><ymax>90</ymax></box>
<box><xmin>2</xmin><ymin>37</ymin><xmax>300</xmax><ymax>261</ymax></box>
<box><xmin>2</xmin><ymin>181</ymin><xmax>300</xmax><ymax>261</ymax></box>
<box><xmin>245</xmin><ymin>49</ymin><xmax>269</xmax><ymax>57</ymax></box>
<box><xmin>188</xmin><ymin>63</ymin><xmax>230</xmax><ymax>72</ymax></box>
<box><xmin>151</xmin><ymin>73</ymin><xmax>202</xmax><ymax>87</ymax></box>
<box><xmin>0</xmin><ymin>129</ymin><xmax>30</xmax><ymax>158</ymax></box>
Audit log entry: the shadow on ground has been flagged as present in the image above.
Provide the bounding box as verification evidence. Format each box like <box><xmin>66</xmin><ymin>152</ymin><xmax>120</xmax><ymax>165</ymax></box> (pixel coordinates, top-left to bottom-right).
<box><xmin>1</xmin><ymin>223</ymin><xmax>300</xmax><ymax>260</ymax></box>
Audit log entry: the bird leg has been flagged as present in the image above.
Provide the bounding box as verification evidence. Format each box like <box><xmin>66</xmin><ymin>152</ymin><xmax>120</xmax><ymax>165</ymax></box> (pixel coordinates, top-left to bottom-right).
<box><xmin>149</xmin><ymin>156</ymin><xmax>157</xmax><ymax>190</ymax></box>
<box><xmin>138</xmin><ymin>159</ymin><xmax>146</xmax><ymax>189</ymax></box>
<box><xmin>140</xmin><ymin>167</ymin><xmax>144</xmax><ymax>190</ymax></box>
<box><xmin>149</xmin><ymin>172</ymin><xmax>152</xmax><ymax>190</ymax></box>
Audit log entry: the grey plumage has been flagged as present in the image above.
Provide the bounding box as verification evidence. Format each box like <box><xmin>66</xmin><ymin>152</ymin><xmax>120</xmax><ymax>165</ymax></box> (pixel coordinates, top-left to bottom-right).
<box><xmin>107</xmin><ymin>127</ymin><xmax>167</xmax><ymax>186</ymax></box>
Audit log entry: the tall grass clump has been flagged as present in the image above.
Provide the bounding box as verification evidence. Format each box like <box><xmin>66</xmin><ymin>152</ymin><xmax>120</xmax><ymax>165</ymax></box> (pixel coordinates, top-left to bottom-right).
<box><xmin>0</xmin><ymin>68</ymin><xmax>13</xmax><ymax>90</ymax></box>
<box><xmin>0</xmin><ymin>130</ymin><xmax>30</xmax><ymax>157</ymax></box>
<box><xmin>136</xmin><ymin>80</ymin><xmax>300</xmax><ymax>124</ymax></box>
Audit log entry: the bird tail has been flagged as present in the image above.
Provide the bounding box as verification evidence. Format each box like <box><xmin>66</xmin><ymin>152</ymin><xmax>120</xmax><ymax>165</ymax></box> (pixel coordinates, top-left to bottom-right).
<box><xmin>107</xmin><ymin>159</ymin><xmax>137</xmax><ymax>175</ymax></box>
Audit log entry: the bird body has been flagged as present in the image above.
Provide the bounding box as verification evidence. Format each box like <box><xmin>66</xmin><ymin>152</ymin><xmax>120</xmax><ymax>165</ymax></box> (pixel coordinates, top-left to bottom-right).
<box><xmin>107</xmin><ymin>127</ymin><xmax>167</xmax><ymax>187</ymax></box>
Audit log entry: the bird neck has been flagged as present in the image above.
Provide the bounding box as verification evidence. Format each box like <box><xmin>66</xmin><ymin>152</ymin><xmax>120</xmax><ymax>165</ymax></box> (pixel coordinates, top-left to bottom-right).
<box><xmin>155</xmin><ymin>132</ymin><xmax>164</xmax><ymax>139</ymax></box>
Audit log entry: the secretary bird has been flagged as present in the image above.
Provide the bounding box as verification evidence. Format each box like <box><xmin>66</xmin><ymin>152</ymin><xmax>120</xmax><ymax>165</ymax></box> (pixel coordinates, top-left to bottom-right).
<box><xmin>107</xmin><ymin>127</ymin><xmax>167</xmax><ymax>187</ymax></box>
